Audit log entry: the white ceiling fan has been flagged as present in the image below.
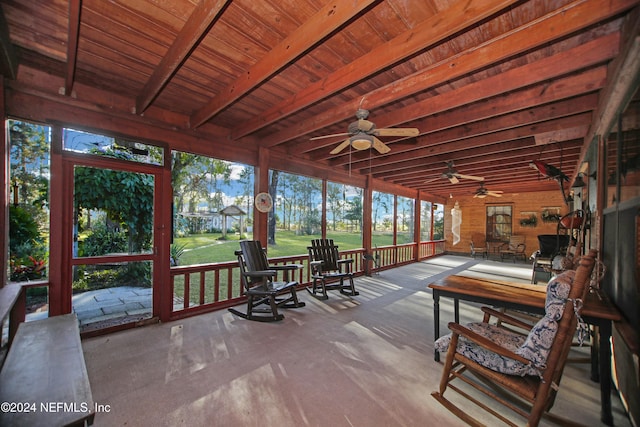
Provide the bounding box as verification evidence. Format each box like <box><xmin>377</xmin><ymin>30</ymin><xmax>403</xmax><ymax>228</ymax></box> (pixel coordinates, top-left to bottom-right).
<box><xmin>473</xmin><ymin>182</ymin><xmax>504</xmax><ymax>198</ymax></box>
<box><xmin>425</xmin><ymin>161</ymin><xmax>485</xmax><ymax>184</ymax></box>
<box><xmin>310</xmin><ymin>108</ymin><xmax>419</xmax><ymax>155</ymax></box>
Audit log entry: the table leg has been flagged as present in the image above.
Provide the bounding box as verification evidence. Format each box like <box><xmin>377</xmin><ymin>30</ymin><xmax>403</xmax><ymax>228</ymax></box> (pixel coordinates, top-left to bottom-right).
<box><xmin>454</xmin><ymin>298</ymin><xmax>459</xmax><ymax>324</ymax></box>
<box><xmin>599</xmin><ymin>321</ymin><xmax>613</xmax><ymax>426</ymax></box>
<box><xmin>590</xmin><ymin>325</ymin><xmax>600</xmax><ymax>382</ymax></box>
<box><xmin>433</xmin><ymin>291</ymin><xmax>440</xmax><ymax>362</ymax></box>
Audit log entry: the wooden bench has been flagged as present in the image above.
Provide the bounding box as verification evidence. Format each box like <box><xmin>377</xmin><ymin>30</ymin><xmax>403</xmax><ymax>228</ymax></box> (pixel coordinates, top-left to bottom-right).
<box><xmin>0</xmin><ymin>285</ymin><xmax>95</xmax><ymax>426</ymax></box>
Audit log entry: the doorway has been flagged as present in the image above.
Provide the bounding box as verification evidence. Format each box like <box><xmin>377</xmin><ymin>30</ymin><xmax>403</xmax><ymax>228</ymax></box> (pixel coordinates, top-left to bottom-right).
<box><xmin>62</xmin><ymin>131</ymin><xmax>166</xmax><ymax>333</ymax></box>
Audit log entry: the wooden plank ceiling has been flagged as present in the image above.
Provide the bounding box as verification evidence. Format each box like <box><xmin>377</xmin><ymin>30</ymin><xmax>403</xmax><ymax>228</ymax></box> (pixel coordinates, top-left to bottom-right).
<box><xmin>1</xmin><ymin>0</ymin><xmax>638</xmax><ymax>199</ymax></box>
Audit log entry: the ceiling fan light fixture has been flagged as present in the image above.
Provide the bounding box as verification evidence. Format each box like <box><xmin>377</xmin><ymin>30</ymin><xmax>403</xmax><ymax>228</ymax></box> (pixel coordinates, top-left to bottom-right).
<box><xmin>350</xmin><ymin>134</ymin><xmax>373</xmax><ymax>150</ymax></box>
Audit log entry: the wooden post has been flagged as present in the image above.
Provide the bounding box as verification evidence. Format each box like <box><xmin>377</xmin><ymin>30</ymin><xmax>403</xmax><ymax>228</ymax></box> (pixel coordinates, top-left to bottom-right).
<box><xmin>362</xmin><ymin>174</ymin><xmax>373</xmax><ymax>275</ymax></box>
<box><xmin>48</xmin><ymin>126</ymin><xmax>66</xmax><ymax>315</ymax></box>
<box><xmin>255</xmin><ymin>147</ymin><xmax>269</xmax><ymax>248</ymax></box>
<box><xmin>414</xmin><ymin>194</ymin><xmax>422</xmax><ymax>261</ymax></box>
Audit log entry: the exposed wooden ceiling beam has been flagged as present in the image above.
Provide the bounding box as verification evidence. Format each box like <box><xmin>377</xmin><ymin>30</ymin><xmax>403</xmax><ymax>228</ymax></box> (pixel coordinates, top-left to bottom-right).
<box><xmin>260</xmin><ymin>0</ymin><xmax>632</xmax><ymax>148</ymax></box>
<box><xmin>302</xmin><ymin>40</ymin><xmax>613</xmax><ymax>161</ymax></box>
<box><xmin>378</xmin><ymin>144</ymin><xmax>582</xmax><ymax>184</ymax></box>
<box><xmin>135</xmin><ymin>0</ymin><xmax>230</xmax><ymax>114</ymax></box>
<box><xmin>0</xmin><ymin>4</ymin><xmax>18</xmax><ymax>79</ymax></box>
<box><xmin>331</xmin><ymin>59</ymin><xmax>610</xmax><ymax>167</ymax></box>
<box><xmin>327</xmin><ymin>65</ymin><xmax>606</xmax><ymax>170</ymax></box>
<box><xmin>190</xmin><ymin>0</ymin><xmax>380</xmax><ymax>128</ymax></box>
<box><xmin>534</xmin><ymin>126</ymin><xmax>589</xmax><ymax>146</ymax></box>
<box><xmin>339</xmin><ymin>113</ymin><xmax>592</xmax><ymax>176</ymax></box>
<box><xmin>64</xmin><ymin>0</ymin><xmax>82</xmax><ymax>96</ymax></box>
<box><xmin>338</xmin><ymin>93</ymin><xmax>598</xmax><ymax>171</ymax></box>
<box><xmin>585</xmin><ymin>6</ymin><xmax>640</xmax><ymax>149</ymax></box>
<box><xmin>389</xmin><ymin>144</ymin><xmax>582</xmax><ymax>184</ymax></box>
<box><xmin>234</xmin><ymin>0</ymin><xmax>518</xmax><ymax>141</ymax></box>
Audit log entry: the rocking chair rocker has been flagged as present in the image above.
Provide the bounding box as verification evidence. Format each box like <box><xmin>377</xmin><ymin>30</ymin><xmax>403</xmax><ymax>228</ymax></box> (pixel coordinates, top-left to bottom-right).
<box><xmin>228</xmin><ymin>240</ymin><xmax>305</xmax><ymax>322</ymax></box>
<box><xmin>432</xmin><ymin>249</ymin><xmax>597</xmax><ymax>426</ymax></box>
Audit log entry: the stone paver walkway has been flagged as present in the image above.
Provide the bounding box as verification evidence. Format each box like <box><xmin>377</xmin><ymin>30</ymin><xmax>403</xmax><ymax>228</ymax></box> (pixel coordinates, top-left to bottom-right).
<box><xmin>72</xmin><ymin>286</ymin><xmax>152</xmax><ymax>327</ymax></box>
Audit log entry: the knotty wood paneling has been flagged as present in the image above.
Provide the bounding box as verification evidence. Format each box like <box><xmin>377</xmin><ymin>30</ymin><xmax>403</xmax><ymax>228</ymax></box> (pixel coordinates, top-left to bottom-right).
<box><xmin>443</xmin><ymin>190</ymin><xmax>568</xmax><ymax>256</ymax></box>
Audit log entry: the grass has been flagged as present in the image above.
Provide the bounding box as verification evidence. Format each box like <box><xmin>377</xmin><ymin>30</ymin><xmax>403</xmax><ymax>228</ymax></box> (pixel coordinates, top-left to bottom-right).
<box><xmin>172</xmin><ymin>230</ymin><xmax>397</xmax><ymax>265</ymax></box>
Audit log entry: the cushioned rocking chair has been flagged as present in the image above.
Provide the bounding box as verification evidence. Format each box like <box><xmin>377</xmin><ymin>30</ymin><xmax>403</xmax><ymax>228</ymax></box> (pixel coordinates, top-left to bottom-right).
<box><xmin>307</xmin><ymin>239</ymin><xmax>359</xmax><ymax>300</ymax></box>
<box><xmin>432</xmin><ymin>249</ymin><xmax>597</xmax><ymax>427</ymax></box>
<box><xmin>229</xmin><ymin>240</ymin><xmax>305</xmax><ymax>322</ymax></box>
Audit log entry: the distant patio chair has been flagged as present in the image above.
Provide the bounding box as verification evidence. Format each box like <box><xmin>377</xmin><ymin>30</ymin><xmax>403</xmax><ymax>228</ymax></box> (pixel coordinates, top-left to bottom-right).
<box><xmin>499</xmin><ymin>235</ymin><xmax>526</xmax><ymax>262</ymax></box>
<box><xmin>470</xmin><ymin>233</ymin><xmax>488</xmax><ymax>259</ymax></box>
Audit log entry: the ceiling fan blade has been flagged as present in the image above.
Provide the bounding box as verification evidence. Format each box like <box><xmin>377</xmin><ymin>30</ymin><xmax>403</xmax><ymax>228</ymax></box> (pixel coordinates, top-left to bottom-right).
<box><xmin>424</xmin><ymin>176</ymin><xmax>441</xmax><ymax>184</ymax></box>
<box><xmin>372</xmin><ymin>136</ymin><xmax>391</xmax><ymax>154</ymax></box>
<box><xmin>310</xmin><ymin>132</ymin><xmax>350</xmax><ymax>141</ymax></box>
<box><xmin>455</xmin><ymin>173</ymin><xmax>485</xmax><ymax>182</ymax></box>
<box><xmin>449</xmin><ymin>175</ymin><xmax>459</xmax><ymax>184</ymax></box>
<box><xmin>330</xmin><ymin>139</ymin><xmax>351</xmax><ymax>155</ymax></box>
<box><xmin>376</xmin><ymin>127</ymin><xmax>419</xmax><ymax>137</ymax></box>
<box><xmin>487</xmin><ymin>192</ymin><xmax>502</xmax><ymax>197</ymax></box>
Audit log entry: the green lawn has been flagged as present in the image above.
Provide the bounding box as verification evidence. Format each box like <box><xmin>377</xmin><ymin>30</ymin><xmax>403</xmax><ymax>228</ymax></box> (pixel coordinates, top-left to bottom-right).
<box><xmin>173</xmin><ymin>230</ymin><xmax>396</xmax><ymax>265</ymax></box>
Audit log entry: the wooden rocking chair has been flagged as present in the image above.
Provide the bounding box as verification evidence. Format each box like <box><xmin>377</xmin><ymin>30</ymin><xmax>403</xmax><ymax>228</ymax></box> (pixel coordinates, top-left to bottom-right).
<box><xmin>307</xmin><ymin>239</ymin><xmax>359</xmax><ymax>300</ymax></box>
<box><xmin>228</xmin><ymin>240</ymin><xmax>305</xmax><ymax>322</ymax></box>
<box><xmin>432</xmin><ymin>249</ymin><xmax>597</xmax><ymax>426</ymax></box>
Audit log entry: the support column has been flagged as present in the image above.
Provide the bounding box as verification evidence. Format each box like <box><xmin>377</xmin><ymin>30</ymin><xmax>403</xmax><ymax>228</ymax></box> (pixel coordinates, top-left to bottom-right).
<box><xmin>362</xmin><ymin>174</ymin><xmax>373</xmax><ymax>275</ymax></box>
<box><xmin>255</xmin><ymin>147</ymin><xmax>270</xmax><ymax>247</ymax></box>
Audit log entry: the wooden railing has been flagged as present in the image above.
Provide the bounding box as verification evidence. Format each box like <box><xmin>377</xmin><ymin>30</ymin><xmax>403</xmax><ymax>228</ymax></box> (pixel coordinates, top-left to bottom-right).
<box><xmin>7</xmin><ymin>241</ymin><xmax>447</xmax><ymax>324</ymax></box>
<box><xmin>169</xmin><ymin>241</ymin><xmax>445</xmax><ymax>319</ymax></box>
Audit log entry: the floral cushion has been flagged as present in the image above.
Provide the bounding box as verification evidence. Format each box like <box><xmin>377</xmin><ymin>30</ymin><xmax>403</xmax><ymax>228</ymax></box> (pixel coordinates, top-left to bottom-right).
<box><xmin>514</xmin><ymin>270</ymin><xmax>573</xmax><ymax>370</ymax></box>
<box><xmin>435</xmin><ymin>322</ymin><xmax>538</xmax><ymax>376</ymax></box>
<box><xmin>434</xmin><ymin>270</ymin><xmax>574</xmax><ymax>377</ymax></box>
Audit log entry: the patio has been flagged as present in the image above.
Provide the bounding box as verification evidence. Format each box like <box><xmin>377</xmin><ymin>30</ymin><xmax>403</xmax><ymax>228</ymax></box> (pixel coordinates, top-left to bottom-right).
<box><xmin>81</xmin><ymin>255</ymin><xmax>631</xmax><ymax>426</ymax></box>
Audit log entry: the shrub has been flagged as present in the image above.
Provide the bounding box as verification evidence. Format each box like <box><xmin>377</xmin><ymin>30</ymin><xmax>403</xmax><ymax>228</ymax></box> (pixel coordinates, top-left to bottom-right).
<box><xmin>81</xmin><ymin>223</ymin><xmax>127</xmax><ymax>256</ymax></box>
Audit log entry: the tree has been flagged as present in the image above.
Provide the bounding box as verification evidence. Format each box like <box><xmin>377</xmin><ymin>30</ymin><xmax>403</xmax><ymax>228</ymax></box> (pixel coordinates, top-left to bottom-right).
<box><xmin>344</xmin><ymin>196</ymin><xmax>363</xmax><ymax>231</ymax></box>
<box><xmin>74</xmin><ymin>164</ymin><xmax>154</xmax><ymax>254</ymax></box>
<box><xmin>326</xmin><ymin>183</ymin><xmax>343</xmax><ymax>231</ymax></box>
<box><xmin>372</xmin><ymin>192</ymin><xmax>391</xmax><ymax>231</ymax></box>
<box><xmin>9</xmin><ymin>121</ymin><xmax>49</xmax><ymax>218</ymax></box>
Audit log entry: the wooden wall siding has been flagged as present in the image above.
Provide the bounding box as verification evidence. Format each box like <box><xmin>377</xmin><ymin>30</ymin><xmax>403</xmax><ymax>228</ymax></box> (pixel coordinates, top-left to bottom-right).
<box><xmin>443</xmin><ymin>190</ymin><xmax>568</xmax><ymax>256</ymax></box>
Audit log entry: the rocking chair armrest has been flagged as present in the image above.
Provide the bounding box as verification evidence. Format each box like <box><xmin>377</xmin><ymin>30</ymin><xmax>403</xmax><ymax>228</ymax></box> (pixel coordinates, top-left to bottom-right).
<box><xmin>480</xmin><ymin>307</ymin><xmax>533</xmax><ymax>331</ymax></box>
<box><xmin>270</xmin><ymin>264</ymin><xmax>303</xmax><ymax>271</ymax></box>
<box><xmin>447</xmin><ymin>322</ymin><xmax>532</xmax><ymax>365</ymax></box>
<box><xmin>516</xmin><ymin>243</ymin><xmax>526</xmax><ymax>252</ymax></box>
<box><xmin>243</xmin><ymin>269</ymin><xmax>277</xmax><ymax>278</ymax></box>
<box><xmin>337</xmin><ymin>258</ymin><xmax>353</xmax><ymax>271</ymax></box>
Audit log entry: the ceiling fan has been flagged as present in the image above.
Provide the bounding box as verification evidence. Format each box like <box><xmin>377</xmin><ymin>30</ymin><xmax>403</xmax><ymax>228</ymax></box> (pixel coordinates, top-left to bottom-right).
<box><xmin>310</xmin><ymin>108</ymin><xmax>419</xmax><ymax>155</ymax></box>
<box><xmin>473</xmin><ymin>182</ymin><xmax>503</xmax><ymax>198</ymax></box>
<box><xmin>425</xmin><ymin>161</ymin><xmax>485</xmax><ymax>184</ymax></box>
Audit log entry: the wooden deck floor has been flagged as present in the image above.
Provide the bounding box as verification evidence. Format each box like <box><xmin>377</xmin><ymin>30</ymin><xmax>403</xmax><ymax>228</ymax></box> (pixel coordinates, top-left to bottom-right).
<box><xmin>82</xmin><ymin>255</ymin><xmax>632</xmax><ymax>426</ymax></box>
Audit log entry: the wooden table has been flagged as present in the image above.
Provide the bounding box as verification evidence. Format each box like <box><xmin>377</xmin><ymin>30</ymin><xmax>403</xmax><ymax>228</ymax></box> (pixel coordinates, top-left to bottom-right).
<box><xmin>428</xmin><ymin>274</ymin><xmax>621</xmax><ymax>426</ymax></box>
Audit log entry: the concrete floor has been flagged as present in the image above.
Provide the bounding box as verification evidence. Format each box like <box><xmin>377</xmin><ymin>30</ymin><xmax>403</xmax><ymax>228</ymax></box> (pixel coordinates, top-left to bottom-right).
<box><xmin>82</xmin><ymin>256</ymin><xmax>632</xmax><ymax>426</ymax></box>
